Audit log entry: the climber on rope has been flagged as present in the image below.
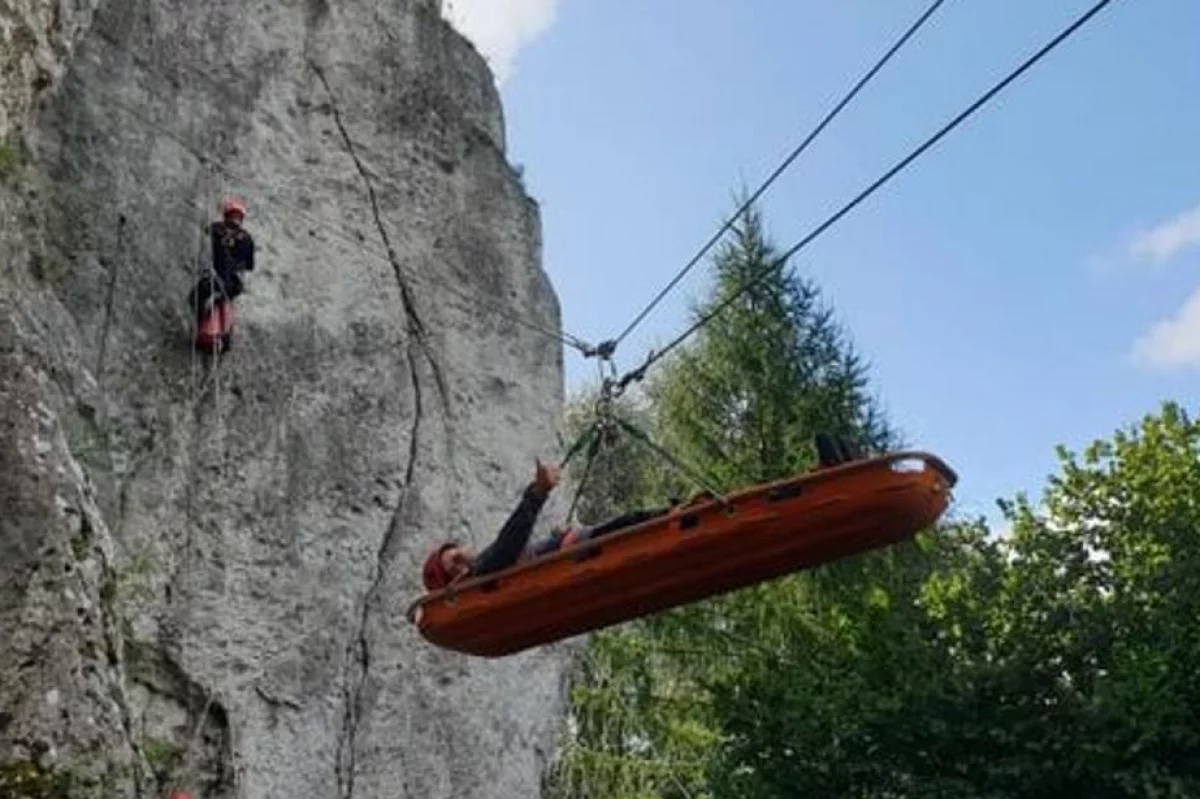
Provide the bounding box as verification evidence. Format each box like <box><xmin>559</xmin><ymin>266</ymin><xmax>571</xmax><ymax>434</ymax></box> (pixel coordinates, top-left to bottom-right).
<box><xmin>188</xmin><ymin>196</ymin><xmax>255</xmax><ymax>352</ymax></box>
<box><xmin>421</xmin><ymin>459</ymin><xmax>674</xmax><ymax>592</ymax></box>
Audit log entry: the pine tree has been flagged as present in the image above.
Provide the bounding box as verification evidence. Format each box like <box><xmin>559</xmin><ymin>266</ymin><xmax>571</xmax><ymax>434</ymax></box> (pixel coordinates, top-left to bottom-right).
<box><xmin>544</xmin><ymin>195</ymin><xmax>899</xmax><ymax>799</ymax></box>
<box><xmin>647</xmin><ymin>194</ymin><xmax>895</xmax><ymax>493</ymax></box>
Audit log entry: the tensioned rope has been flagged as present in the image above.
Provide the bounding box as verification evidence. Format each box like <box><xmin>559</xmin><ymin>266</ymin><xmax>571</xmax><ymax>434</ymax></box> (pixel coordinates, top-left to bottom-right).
<box><xmin>613</xmin><ymin>0</ymin><xmax>1122</xmax><ymax>392</ymax></box>
<box><xmin>71</xmin><ymin>52</ymin><xmax>593</xmax><ymax>355</ymax></box>
<box><xmin>609</xmin><ymin>0</ymin><xmax>953</xmax><ymax>352</ymax></box>
<box><xmin>176</xmin><ymin>156</ymin><xmax>274</xmax><ymax>797</ymax></box>
<box><xmin>77</xmin><ymin>0</ymin><xmax>1118</xmax><ymax>515</ymax></box>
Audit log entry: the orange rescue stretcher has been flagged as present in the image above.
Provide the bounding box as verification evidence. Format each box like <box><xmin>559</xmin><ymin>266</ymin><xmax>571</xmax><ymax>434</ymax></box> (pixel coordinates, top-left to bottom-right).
<box><xmin>407</xmin><ymin>450</ymin><xmax>957</xmax><ymax>658</ymax></box>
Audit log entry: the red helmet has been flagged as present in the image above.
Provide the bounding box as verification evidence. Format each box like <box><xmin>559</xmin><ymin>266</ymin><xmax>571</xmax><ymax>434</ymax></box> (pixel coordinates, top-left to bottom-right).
<box><xmin>221</xmin><ymin>196</ymin><xmax>248</xmax><ymax>218</ymax></box>
<box><xmin>421</xmin><ymin>543</ymin><xmax>459</xmax><ymax>591</ymax></box>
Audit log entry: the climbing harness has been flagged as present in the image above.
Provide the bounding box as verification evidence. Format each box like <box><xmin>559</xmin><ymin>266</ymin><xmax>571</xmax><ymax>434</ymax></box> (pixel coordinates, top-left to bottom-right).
<box><xmin>76</xmin><ymin>50</ymin><xmax>595</xmax><ymax>358</ymax></box>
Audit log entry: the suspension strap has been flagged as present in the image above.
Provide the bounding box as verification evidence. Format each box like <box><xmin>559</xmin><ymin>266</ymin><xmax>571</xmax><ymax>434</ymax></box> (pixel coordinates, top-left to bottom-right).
<box><xmin>563</xmin><ymin>431</ymin><xmax>603</xmax><ymax>528</ymax></box>
<box><xmin>614</xmin><ymin>417</ymin><xmax>728</xmax><ymax>506</ymax></box>
<box><xmin>560</xmin><ymin>419</ymin><xmax>600</xmax><ymax>468</ymax></box>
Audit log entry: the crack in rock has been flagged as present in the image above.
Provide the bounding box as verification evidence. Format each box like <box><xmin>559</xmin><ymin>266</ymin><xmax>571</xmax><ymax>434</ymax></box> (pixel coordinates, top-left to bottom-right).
<box><xmin>309</xmin><ymin>61</ymin><xmax>450</xmax><ymax>411</ymax></box>
<box><xmin>337</xmin><ymin>348</ymin><xmax>422</xmax><ymax>799</ymax></box>
<box><xmin>310</xmin><ymin>61</ymin><xmax>447</xmax><ymax>799</ymax></box>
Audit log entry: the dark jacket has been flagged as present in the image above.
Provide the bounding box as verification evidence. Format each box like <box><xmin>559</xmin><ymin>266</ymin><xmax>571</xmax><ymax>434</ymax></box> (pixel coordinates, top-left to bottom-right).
<box><xmin>473</xmin><ymin>490</ymin><xmax>669</xmax><ymax>577</ymax></box>
<box><xmin>210</xmin><ymin>220</ymin><xmax>254</xmax><ymax>296</ymax></box>
<box><xmin>469</xmin><ymin>482</ymin><xmax>553</xmax><ymax>578</ymax></box>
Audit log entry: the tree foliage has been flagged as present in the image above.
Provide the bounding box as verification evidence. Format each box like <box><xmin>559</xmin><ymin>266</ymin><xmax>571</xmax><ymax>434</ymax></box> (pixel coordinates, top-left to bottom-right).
<box><xmin>644</xmin><ymin>200</ymin><xmax>894</xmax><ymax>492</ymax></box>
<box><xmin>558</xmin><ymin>387</ymin><xmax>668</xmax><ymax>526</ymax></box>
<box><xmin>543</xmin><ymin>195</ymin><xmax>1200</xmax><ymax>798</ymax></box>
<box><xmin>544</xmin><ymin>197</ymin><xmax>901</xmax><ymax>798</ymax></box>
<box><xmin>906</xmin><ymin>401</ymin><xmax>1200</xmax><ymax>797</ymax></box>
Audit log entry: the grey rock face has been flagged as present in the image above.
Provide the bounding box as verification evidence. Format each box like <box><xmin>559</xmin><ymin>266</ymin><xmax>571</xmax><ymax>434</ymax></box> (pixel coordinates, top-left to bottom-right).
<box><xmin>1</xmin><ymin>0</ymin><xmax>575</xmax><ymax>797</ymax></box>
<box><xmin>0</xmin><ymin>0</ymin><xmax>102</xmax><ymax>138</ymax></box>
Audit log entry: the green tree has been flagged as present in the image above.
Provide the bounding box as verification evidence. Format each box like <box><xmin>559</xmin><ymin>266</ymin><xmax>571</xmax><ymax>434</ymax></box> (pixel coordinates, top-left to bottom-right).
<box><xmin>703</xmin><ymin>521</ymin><xmax>993</xmax><ymax>799</ymax></box>
<box><xmin>913</xmin><ymin>401</ymin><xmax>1200</xmax><ymax>797</ymax></box>
<box><xmin>646</xmin><ymin>199</ymin><xmax>894</xmax><ymax>492</ymax></box>
<box><xmin>543</xmin><ymin>196</ymin><xmax>902</xmax><ymax>798</ymax></box>
<box><xmin>546</xmin><ymin>208</ymin><xmax>1200</xmax><ymax>798</ymax></box>
<box><xmin>557</xmin><ymin>386</ymin><xmax>672</xmax><ymax>527</ymax></box>
<box><xmin>709</xmin><ymin>401</ymin><xmax>1200</xmax><ymax>798</ymax></box>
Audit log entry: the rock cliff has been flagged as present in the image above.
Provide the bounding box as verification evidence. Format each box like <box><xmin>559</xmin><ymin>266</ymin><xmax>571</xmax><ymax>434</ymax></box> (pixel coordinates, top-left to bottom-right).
<box><xmin>1</xmin><ymin>1</ymin><xmax>574</xmax><ymax>797</ymax></box>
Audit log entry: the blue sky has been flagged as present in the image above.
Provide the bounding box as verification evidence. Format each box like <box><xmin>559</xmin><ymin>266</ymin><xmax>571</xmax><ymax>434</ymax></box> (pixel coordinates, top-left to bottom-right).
<box><xmin>444</xmin><ymin>0</ymin><xmax>1200</xmax><ymax>529</ymax></box>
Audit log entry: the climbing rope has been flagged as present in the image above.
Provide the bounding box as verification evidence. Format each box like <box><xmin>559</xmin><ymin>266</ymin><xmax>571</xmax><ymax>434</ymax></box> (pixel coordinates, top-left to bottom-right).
<box><xmin>95</xmin><ymin>215</ymin><xmax>126</xmax><ymax>383</ymax></box>
<box><xmin>175</xmin><ymin>156</ymin><xmax>244</xmax><ymax>798</ymax></box>
<box><xmin>80</xmin><ymin>0</ymin><xmax>1119</xmax><ymax>380</ymax></box>
<box><xmin>75</xmin><ymin>47</ymin><xmax>597</xmax><ymax>357</ymax></box>
<box><xmin>612</xmin><ymin>0</ymin><xmax>1122</xmax><ymax>392</ymax></box>
<box><xmin>171</xmin><ymin>152</ymin><xmax>210</xmax><ymax>797</ymax></box>
<box><xmin>553</xmin><ymin>0</ymin><xmax>1123</xmax><ymax>496</ymax></box>
<box><xmin>609</xmin><ymin>0</ymin><xmax>952</xmax><ymax>351</ymax></box>
<box><xmin>558</xmin><ymin>351</ymin><xmax>622</xmax><ymax>525</ymax></box>
<box><xmin>75</xmin><ymin>0</ymin><xmax>1118</xmax><ymax>604</ymax></box>
<box><xmin>188</xmin><ymin>176</ymin><xmax>203</xmax><ymax>404</ymax></box>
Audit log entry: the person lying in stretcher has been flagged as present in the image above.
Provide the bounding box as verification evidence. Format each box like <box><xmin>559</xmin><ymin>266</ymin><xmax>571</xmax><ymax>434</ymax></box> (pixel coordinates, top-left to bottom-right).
<box><xmin>419</xmin><ymin>432</ymin><xmax>864</xmax><ymax>592</ymax></box>
<box><xmin>420</xmin><ymin>459</ymin><xmax>667</xmax><ymax>591</ymax></box>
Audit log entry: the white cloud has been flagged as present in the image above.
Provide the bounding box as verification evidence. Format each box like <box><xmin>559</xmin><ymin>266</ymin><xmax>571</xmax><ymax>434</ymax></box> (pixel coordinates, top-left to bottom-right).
<box><xmin>1131</xmin><ymin>283</ymin><xmax>1200</xmax><ymax>370</ymax></box>
<box><xmin>441</xmin><ymin>0</ymin><xmax>559</xmax><ymax>85</ymax></box>
<box><xmin>1129</xmin><ymin>204</ymin><xmax>1200</xmax><ymax>264</ymax></box>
